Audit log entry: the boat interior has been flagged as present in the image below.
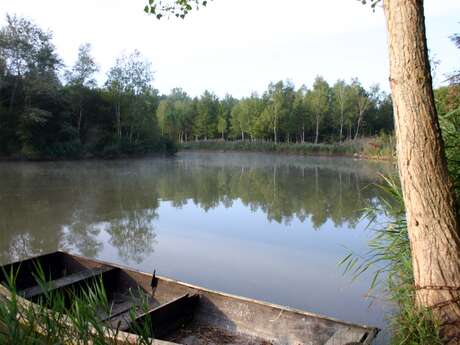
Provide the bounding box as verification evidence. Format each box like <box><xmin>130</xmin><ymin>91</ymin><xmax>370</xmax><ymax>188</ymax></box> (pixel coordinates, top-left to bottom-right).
<box><xmin>0</xmin><ymin>251</ymin><xmax>378</xmax><ymax>345</ymax></box>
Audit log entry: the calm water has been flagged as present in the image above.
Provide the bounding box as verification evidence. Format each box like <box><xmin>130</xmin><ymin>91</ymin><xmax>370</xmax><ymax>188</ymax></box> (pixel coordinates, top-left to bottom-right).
<box><xmin>0</xmin><ymin>152</ymin><xmax>396</xmax><ymax>341</ymax></box>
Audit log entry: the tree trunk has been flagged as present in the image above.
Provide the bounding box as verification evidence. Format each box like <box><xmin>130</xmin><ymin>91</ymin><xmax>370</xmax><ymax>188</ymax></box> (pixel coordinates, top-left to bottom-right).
<box><xmin>302</xmin><ymin>122</ymin><xmax>305</xmax><ymax>143</ymax></box>
<box><xmin>339</xmin><ymin>106</ymin><xmax>344</xmax><ymax>144</ymax></box>
<box><xmin>354</xmin><ymin>112</ymin><xmax>362</xmax><ymax>140</ymax></box>
<box><xmin>314</xmin><ymin>115</ymin><xmax>319</xmax><ymax>144</ymax></box>
<box><xmin>384</xmin><ymin>0</ymin><xmax>460</xmax><ymax>341</ymax></box>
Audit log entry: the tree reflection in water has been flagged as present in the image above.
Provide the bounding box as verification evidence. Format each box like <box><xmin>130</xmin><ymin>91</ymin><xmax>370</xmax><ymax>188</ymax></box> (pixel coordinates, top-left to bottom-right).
<box><xmin>0</xmin><ymin>153</ymin><xmax>396</xmax><ymax>265</ymax></box>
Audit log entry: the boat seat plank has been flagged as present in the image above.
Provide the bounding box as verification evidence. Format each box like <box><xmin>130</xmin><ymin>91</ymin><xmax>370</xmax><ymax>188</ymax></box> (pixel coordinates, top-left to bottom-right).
<box><xmin>107</xmin><ymin>293</ymin><xmax>199</xmax><ymax>338</ymax></box>
<box><xmin>99</xmin><ymin>298</ymin><xmax>157</xmax><ymax>322</ymax></box>
<box><xmin>132</xmin><ymin>293</ymin><xmax>199</xmax><ymax>338</ymax></box>
<box><xmin>324</xmin><ymin>327</ymin><xmax>368</xmax><ymax>345</ymax></box>
<box><xmin>19</xmin><ymin>265</ymin><xmax>115</xmax><ymax>300</ymax></box>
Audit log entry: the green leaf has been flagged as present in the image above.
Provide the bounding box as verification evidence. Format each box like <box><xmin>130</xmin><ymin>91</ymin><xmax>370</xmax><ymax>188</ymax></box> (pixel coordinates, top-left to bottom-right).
<box><xmin>144</xmin><ymin>5</ymin><xmax>150</xmax><ymax>13</ymax></box>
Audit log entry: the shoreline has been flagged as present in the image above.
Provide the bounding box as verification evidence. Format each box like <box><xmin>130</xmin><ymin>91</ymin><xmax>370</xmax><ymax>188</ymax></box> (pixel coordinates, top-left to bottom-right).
<box><xmin>0</xmin><ymin>148</ymin><xmax>394</xmax><ymax>163</ymax></box>
<box><xmin>182</xmin><ymin>148</ymin><xmax>394</xmax><ymax>162</ymax></box>
<box><xmin>0</xmin><ymin>151</ymin><xmax>176</xmax><ymax>163</ymax></box>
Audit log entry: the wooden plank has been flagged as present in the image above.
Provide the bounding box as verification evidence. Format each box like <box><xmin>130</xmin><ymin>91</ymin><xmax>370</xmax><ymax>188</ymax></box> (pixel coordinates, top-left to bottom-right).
<box><xmin>131</xmin><ymin>293</ymin><xmax>199</xmax><ymax>338</ymax></box>
<box><xmin>324</xmin><ymin>327</ymin><xmax>368</xmax><ymax>345</ymax></box>
<box><xmin>107</xmin><ymin>293</ymin><xmax>199</xmax><ymax>338</ymax></box>
<box><xmin>19</xmin><ymin>265</ymin><xmax>115</xmax><ymax>300</ymax></box>
<box><xmin>98</xmin><ymin>300</ymin><xmax>145</xmax><ymax>322</ymax></box>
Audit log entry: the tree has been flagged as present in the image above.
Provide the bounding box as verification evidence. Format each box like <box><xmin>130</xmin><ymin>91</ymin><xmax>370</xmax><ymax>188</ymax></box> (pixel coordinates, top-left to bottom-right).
<box><xmin>349</xmin><ymin>79</ymin><xmax>375</xmax><ymax>140</ymax></box>
<box><xmin>217</xmin><ymin>113</ymin><xmax>227</xmax><ymax>139</ymax></box>
<box><xmin>331</xmin><ymin>80</ymin><xmax>349</xmax><ymax>143</ymax></box>
<box><xmin>0</xmin><ymin>14</ymin><xmax>60</xmax><ymax>113</ymax></box>
<box><xmin>382</xmin><ymin>0</ymin><xmax>460</xmax><ymax>340</ymax></box>
<box><xmin>65</xmin><ymin>44</ymin><xmax>99</xmax><ymax>140</ymax></box>
<box><xmin>105</xmin><ymin>50</ymin><xmax>154</xmax><ymax>141</ymax></box>
<box><xmin>308</xmin><ymin>77</ymin><xmax>330</xmax><ymax>144</ymax></box>
<box><xmin>193</xmin><ymin>90</ymin><xmax>218</xmax><ymax>140</ymax></box>
<box><xmin>292</xmin><ymin>87</ymin><xmax>308</xmax><ymax>143</ymax></box>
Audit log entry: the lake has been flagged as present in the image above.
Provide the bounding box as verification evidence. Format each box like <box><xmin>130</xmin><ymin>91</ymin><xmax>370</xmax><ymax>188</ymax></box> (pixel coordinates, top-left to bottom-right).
<box><xmin>0</xmin><ymin>151</ymin><xmax>396</xmax><ymax>342</ymax></box>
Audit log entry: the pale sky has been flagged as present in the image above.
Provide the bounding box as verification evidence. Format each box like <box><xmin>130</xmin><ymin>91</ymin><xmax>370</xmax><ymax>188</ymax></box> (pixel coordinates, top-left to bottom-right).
<box><xmin>1</xmin><ymin>0</ymin><xmax>459</xmax><ymax>98</ymax></box>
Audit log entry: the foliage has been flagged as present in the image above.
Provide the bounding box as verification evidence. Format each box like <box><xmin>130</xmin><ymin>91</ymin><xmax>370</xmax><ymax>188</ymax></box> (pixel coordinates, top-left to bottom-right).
<box><xmin>143</xmin><ymin>0</ymin><xmax>210</xmax><ymax>19</ymax></box>
<box><xmin>341</xmin><ymin>87</ymin><xmax>460</xmax><ymax>344</ymax></box>
<box><xmin>157</xmin><ymin>79</ymin><xmax>394</xmax><ymax>145</ymax></box>
<box><xmin>180</xmin><ymin>136</ymin><xmax>394</xmax><ymax>160</ymax></box>
<box><xmin>0</xmin><ymin>15</ymin><xmax>174</xmax><ymax>160</ymax></box>
<box><xmin>0</xmin><ymin>265</ymin><xmax>153</xmax><ymax>345</ymax></box>
<box><xmin>341</xmin><ymin>176</ymin><xmax>444</xmax><ymax>345</ymax></box>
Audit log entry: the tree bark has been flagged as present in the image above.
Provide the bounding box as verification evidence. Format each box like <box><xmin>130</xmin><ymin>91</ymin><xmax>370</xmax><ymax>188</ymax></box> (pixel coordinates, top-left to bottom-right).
<box><xmin>353</xmin><ymin>111</ymin><xmax>362</xmax><ymax>140</ymax></box>
<box><xmin>384</xmin><ymin>0</ymin><xmax>460</xmax><ymax>341</ymax></box>
<box><xmin>339</xmin><ymin>106</ymin><xmax>344</xmax><ymax>144</ymax></box>
<box><xmin>315</xmin><ymin>115</ymin><xmax>319</xmax><ymax>144</ymax></box>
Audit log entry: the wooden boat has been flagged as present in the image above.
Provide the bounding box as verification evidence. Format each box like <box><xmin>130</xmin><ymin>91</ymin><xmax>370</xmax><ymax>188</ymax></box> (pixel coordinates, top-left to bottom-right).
<box><xmin>0</xmin><ymin>251</ymin><xmax>379</xmax><ymax>345</ymax></box>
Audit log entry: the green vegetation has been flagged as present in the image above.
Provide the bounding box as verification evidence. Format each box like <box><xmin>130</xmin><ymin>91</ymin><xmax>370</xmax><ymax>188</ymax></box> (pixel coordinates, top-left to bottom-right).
<box><xmin>0</xmin><ymin>265</ymin><xmax>153</xmax><ymax>344</ymax></box>
<box><xmin>180</xmin><ymin>134</ymin><xmax>395</xmax><ymax>160</ymax></box>
<box><xmin>157</xmin><ymin>79</ymin><xmax>394</xmax><ymax>145</ymax></box>
<box><xmin>0</xmin><ymin>15</ymin><xmax>176</xmax><ymax>160</ymax></box>
<box><xmin>343</xmin><ymin>177</ymin><xmax>444</xmax><ymax>345</ymax></box>
<box><xmin>343</xmin><ymin>83</ymin><xmax>460</xmax><ymax>344</ymax></box>
<box><xmin>0</xmin><ymin>13</ymin><xmax>394</xmax><ymax>161</ymax></box>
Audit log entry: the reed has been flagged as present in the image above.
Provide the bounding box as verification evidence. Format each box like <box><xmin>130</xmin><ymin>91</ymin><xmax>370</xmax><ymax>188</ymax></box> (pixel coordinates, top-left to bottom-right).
<box><xmin>341</xmin><ymin>176</ymin><xmax>443</xmax><ymax>345</ymax></box>
<box><xmin>179</xmin><ymin>134</ymin><xmax>395</xmax><ymax>161</ymax></box>
<box><xmin>0</xmin><ymin>263</ymin><xmax>153</xmax><ymax>345</ymax></box>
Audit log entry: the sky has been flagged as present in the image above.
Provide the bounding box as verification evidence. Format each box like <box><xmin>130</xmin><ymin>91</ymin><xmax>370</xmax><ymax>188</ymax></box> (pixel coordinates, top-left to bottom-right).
<box><xmin>0</xmin><ymin>0</ymin><xmax>459</xmax><ymax>98</ymax></box>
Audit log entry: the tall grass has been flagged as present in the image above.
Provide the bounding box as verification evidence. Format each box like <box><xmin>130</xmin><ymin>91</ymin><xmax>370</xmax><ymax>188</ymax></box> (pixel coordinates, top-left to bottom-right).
<box><xmin>342</xmin><ymin>176</ymin><xmax>443</xmax><ymax>344</ymax></box>
<box><xmin>0</xmin><ymin>264</ymin><xmax>154</xmax><ymax>345</ymax></box>
<box><xmin>179</xmin><ymin>134</ymin><xmax>395</xmax><ymax>160</ymax></box>
<box><xmin>342</xmin><ymin>110</ymin><xmax>459</xmax><ymax>344</ymax></box>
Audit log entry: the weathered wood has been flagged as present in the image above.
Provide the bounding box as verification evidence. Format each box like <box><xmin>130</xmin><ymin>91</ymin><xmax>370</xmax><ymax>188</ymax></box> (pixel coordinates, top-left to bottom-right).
<box><xmin>98</xmin><ymin>300</ymin><xmax>139</xmax><ymax>322</ymax></box>
<box><xmin>324</xmin><ymin>327</ymin><xmax>368</xmax><ymax>345</ymax></box>
<box><xmin>19</xmin><ymin>265</ymin><xmax>115</xmax><ymax>300</ymax></box>
<box><xmin>130</xmin><ymin>293</ymin><xmax>199</xmax><ymax>338</ymax></box>
<box><xmin>1</xmin><ymin>252</ymin><xmax>380</xmax><ymax>344</ymax></box>
<box><xmin>107</xmin><ymin>293</ymin><xmax>199</xmax><ymax>338</ymax></box>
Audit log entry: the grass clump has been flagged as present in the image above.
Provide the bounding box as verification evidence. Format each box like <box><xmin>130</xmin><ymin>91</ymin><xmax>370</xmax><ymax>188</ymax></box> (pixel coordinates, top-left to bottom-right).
<box><xmin>342</xmin><ymin>109</ymin><xmax>460</xmax><ymax>344</ymax></box>
<box><xmin>0</xmin><ymin>264</ymin><xmax>153</xmax><ymax>345</ymax></box>
<box><xmin>180</xmin><ymin>134</ymin><xmax>395</xmax><ymax>160</ymax></box>
<box><xmin>342</xmin><ymin>176</ymin><xmax>444</xmax><ymax>345</ymax></box>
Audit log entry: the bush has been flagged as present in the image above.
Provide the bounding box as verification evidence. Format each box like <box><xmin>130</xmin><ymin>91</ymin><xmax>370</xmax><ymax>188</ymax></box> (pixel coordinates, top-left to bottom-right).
<box><xmin>179</xmin><ymin>138</ymin><xmax>394</xmax><ymax>160</ymax></box>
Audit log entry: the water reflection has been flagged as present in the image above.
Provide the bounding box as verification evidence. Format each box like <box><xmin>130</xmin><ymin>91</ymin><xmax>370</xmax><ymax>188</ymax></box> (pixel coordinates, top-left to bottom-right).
<box><xmin>0</xmin><ymin>152</ymin><xmax>396</xmax><ymax>341</ymax></box>
<box><xmin>0</xmin><ymin>153</ymin><xmax>394</xmax><ymax>265</ymax></box>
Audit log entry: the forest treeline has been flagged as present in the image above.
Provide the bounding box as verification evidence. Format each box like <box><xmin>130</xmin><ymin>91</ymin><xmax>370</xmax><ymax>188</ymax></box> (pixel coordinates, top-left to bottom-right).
<box><xmin>0</xmin><ymin>14</ymin><xmax>457</xmax><ymax>160</ymax></box>
<box><xmin>157</xmin><ymin>79</ymin><xmax>394</xmax><ymax>144</ymax></box>
<box><xmin>0</xmin><ymin>15</ymin><xmax>175</xmax><ymax>159</ymax></box>
<box><xmin>0</xmin><ymin>14</ymin><xmax>394</xmax><ymax>160</ymax></box>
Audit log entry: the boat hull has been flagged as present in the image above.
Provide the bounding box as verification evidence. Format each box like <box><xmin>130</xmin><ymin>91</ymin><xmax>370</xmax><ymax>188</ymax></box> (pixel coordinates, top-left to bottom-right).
<box><xmin>0</xmin><ymin>251</ymin><xmax>379</xmax><ymax>345</ymax></box>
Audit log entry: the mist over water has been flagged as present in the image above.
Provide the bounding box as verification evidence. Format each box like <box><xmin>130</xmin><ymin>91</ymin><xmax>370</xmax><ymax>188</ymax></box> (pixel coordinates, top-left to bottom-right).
<box><xmin>0</xmin><ymin>152</ymin><xmax>396</xmax><ymax>341</ymax></box>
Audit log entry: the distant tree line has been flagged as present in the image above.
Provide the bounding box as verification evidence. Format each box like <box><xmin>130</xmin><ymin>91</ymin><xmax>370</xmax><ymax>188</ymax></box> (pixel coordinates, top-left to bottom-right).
<box><xmin>1</xmin><ymin>13</ymin><xmax>456</xmax><ymax>161</ymax></box>
<box><xmin>0</xmin><ymin>14</ymin><xmax>175</xmax><ymax>159</ymax></box>
<box><xmin>157</xmin><ymin>79</ymin><xmax>395</xmax><ymax>144</ymax></box>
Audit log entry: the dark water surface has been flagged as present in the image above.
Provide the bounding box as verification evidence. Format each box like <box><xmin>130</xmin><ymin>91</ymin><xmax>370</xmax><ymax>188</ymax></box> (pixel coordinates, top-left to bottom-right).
<box><xmin>0</xmin><ymin>152</ymin><xmax>396</xmax><ymax>342</ymax></box>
